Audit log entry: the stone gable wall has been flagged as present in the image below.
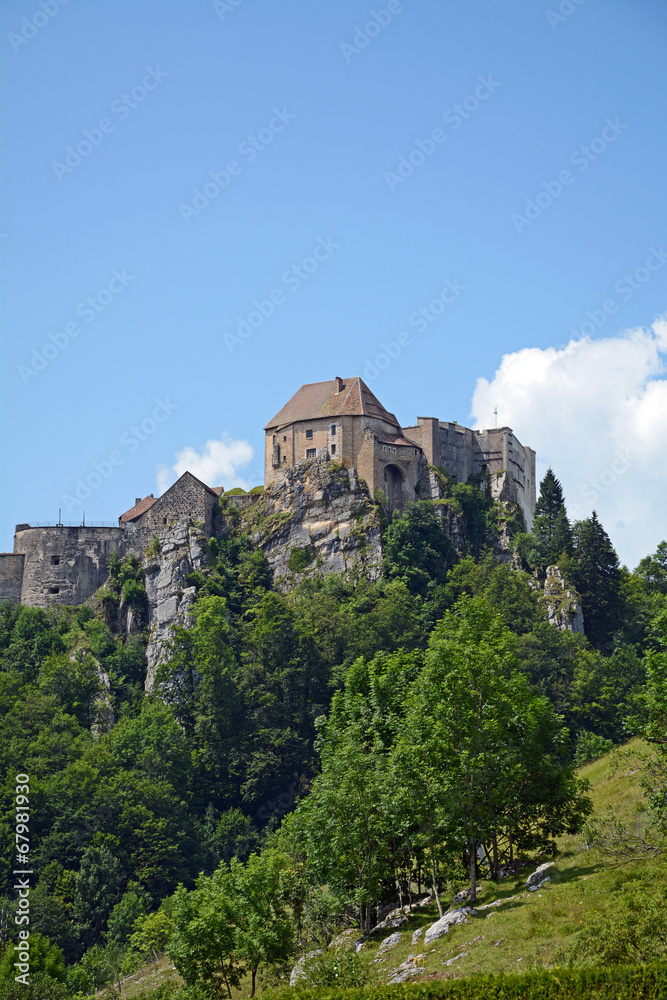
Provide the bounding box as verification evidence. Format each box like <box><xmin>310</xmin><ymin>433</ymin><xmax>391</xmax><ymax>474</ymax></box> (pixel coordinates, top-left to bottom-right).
<box><xmin>133</xmin><ymin>473</ymin><xmax>218</xmax><ymax>545</ymax></box>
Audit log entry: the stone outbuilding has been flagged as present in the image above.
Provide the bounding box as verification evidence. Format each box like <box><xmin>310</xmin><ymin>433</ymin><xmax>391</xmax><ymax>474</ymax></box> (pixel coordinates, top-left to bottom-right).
<box><xmin>119</xmin><ymin>471</ymin><xmax>222</xmax><ymax>547</ymax></box>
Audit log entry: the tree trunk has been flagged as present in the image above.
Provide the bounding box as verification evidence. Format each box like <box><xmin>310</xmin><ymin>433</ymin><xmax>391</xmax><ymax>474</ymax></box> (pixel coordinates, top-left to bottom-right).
<box><xmin>469</xmin><ymin>838</ymin><xmax>477</xmax><ymax>904</ymax></box>
<box><xmin>491</xmin><ymin>832</ymin><xmax>499</xmax><ymax>880</ymax></box>
<box><xmin>427</xmin><ymin>813</ymin><xmax>443</xmax><ymax>917</ymax></box>
<box><xmin>251</xmin><ymin>964</ymin><xmax>258</xmax><ymax>998</ymax></box>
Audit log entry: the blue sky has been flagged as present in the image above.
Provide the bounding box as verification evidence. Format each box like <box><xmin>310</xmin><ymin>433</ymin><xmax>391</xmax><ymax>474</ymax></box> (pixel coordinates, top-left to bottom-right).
<box><xmin>2</xmin><ymin>0</ymin><xmax>666</xmax><ymax>567</ymax></box>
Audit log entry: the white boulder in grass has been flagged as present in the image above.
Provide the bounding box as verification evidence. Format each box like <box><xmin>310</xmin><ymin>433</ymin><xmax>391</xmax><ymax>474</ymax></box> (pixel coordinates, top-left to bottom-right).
<box><xmin>377</xmin><ymin>931</ymin><xmax>403</xmax><ymax>954</ymax></box>
<box><xmin>423</xmin><ymin>906</ymin><xmax>476</xmax><ymax>944</ymax></box>
<box><xmin>525</xmin><ymin>862</ymin><xmax>554</xmax><ymax>887</ymax></box>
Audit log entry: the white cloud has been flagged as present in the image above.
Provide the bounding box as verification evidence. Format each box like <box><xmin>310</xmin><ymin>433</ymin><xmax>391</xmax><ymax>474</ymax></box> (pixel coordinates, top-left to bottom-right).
<box><xmin>470</xmin><ymin>317</ymin><xmax>667</xmax><ymax>569</ymax></box>
<box><xmin>156</xmin><ymin>434</ymin><xmax>254</xmax><ymax>495</ymax></box>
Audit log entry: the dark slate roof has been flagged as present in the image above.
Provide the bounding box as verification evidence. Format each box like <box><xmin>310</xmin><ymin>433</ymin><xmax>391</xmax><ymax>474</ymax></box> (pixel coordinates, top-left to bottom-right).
<box><xmin>264</xmin><ymin>377</ymin><xmax>400</xmax><ymax>430</ymax></box>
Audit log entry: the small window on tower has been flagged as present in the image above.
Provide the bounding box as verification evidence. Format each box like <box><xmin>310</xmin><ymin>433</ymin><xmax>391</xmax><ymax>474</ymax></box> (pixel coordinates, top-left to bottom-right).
<box><xmin>51</xmin><ymin>555</ymin><xmax>60</xmax><ymax>565</ymax></box>
<box><xmin>330</xmin><ymin>424</ymin><xmax>336</xmax><ymax>435</ymax></box>
<box><xmin>331</xmin><ymin>443</ymin><xmax>336</xmax><ymax>455</ymax></box>
<box><xmin>306</xmin><ymin>448</ymin><xmax>316</xmax><ymax>459</ymax></box>
<box><xmin>48</xmin><ymin>587</ymin><xmax>59</xmax><ymax>595</ymax></box>
<box><xmin>306</xmin><ymin>429</ymin><xmax>313</xmax><ymax>439</ymax></box>
<box><xmin>283</xmin><ymin>435</ymin><xmax>287</xmax><ymax>442</ymax></box>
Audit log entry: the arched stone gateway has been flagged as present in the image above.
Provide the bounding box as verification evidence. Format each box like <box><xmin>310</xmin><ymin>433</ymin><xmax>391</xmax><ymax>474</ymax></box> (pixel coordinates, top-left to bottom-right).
<box><xmin>383</xmin><ymin>463</ymin><xmax>404</xmax><ymax>513</ymax></box>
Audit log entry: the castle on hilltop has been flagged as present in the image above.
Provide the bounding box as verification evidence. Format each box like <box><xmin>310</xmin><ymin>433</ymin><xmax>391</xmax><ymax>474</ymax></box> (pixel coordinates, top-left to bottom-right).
<box><xmin>0</xmin><ymin>376</ymin><xmax>535</xmax><ymax>608</ymax></box>
<box><xmin>265</xmin><ymin>376</ymin><xmax>535</xmax><ymax>524</ymax></box>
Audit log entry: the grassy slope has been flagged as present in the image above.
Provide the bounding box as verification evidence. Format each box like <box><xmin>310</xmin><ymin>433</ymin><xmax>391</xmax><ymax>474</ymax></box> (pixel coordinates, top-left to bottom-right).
<box><xmin>350</xmin><ymin>738</ymin><xmax>656</xmax><ymax>986</ymax></box>
<box><xmin>101</xmin><ymin>739</ymin><xmax>657</xmax><ymax>997</ymax></box>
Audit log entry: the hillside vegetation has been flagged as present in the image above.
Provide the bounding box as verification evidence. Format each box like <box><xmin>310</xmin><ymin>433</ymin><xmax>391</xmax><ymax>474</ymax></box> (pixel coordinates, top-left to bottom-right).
<box><xmin>54</xmin><ymin>739</ymin><xmax>667</xmax><ymax>997</ymax></box>
<box><xmin>0</xmin><ymin>467</ymin><xmax>666</xmax><ymax>998</ymax></box>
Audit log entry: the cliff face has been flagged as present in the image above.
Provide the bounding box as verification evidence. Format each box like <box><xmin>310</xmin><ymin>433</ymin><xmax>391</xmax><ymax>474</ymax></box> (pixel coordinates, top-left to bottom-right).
<box><xmin>239</xmin><ymin>458</ymin><xmax>383</xmax><ymax>589</ymax></box>
<box><xmin>141</xmin><ymin>522</ymin><xmax>209</xmax><ymax>692</ymax></box>
<box><xmin>540</xmin><ymin>565</ymin><xmax>585</xmax><ymax>633</ymax></box>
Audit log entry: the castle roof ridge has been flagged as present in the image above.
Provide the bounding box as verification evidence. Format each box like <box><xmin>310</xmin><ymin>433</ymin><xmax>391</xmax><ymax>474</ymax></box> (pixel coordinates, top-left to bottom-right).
<box><xmin>264</xmin><ymin>376</ymin><xmax>399</xmax><ymax>429</ymax></box>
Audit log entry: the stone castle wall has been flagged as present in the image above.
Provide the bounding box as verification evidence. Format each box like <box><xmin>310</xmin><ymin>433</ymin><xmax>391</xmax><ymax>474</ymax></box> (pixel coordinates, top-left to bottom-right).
<box><xmin>0</xmin><ymin>553</ymin><xmax>25</xmax><ymax>604</ymax></box>
<box><xmin>10</xmin><ymin>526</ymin><xmax>127</xmax><ymax>608</ymax></box>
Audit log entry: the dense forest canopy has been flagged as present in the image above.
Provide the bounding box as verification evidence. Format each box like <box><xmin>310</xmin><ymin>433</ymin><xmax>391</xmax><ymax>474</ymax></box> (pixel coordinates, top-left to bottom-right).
<box><xmin>1</xmin><ymin>466</ymin><xmax>666</xmax><ymax>996</ymax></box>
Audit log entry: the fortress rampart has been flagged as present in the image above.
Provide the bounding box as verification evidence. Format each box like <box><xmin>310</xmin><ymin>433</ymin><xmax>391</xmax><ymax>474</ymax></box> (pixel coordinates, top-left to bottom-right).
<box><xmin>3</xmin><ymin>525</ymin><xmax>127</xmax><ymax>608</ymax></box>
<box><xmin>1</xmin><ymin>378</ymin><xmax>538</xmax><ymax>609</ymax></box>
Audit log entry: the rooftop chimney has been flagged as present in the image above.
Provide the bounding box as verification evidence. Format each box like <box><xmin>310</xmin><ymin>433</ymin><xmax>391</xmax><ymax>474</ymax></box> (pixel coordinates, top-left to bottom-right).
<box><xmin>335</xmin><ymin>376</ymin><xmax>343</xmax><ymax>392</ymax></box>
<box><xmin>135</xmin><ymin>498</ymin><xmax>141</xmax><ymax>505</ymax></box>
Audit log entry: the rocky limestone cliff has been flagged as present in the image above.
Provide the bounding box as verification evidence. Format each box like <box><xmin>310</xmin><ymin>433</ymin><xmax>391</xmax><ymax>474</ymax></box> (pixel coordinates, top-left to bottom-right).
<box><xmin>239</xmin><ymin>458</ymin><xmax>383</xmax><ymax>589</ymax></box>
<box><xmin>142</xmin><ymin>521</ymin><xmax>210</xmax><ymax>692</ymax></box>
<box><xmin>540</xmin><ymin>565</ymin><xmax>585</xmax><ymax>633</ymax></box>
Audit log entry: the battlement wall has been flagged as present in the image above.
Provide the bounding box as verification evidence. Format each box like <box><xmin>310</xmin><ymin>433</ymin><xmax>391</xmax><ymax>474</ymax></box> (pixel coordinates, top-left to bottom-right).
<box><xmin>13</xmin><ymin>525</ymin><xmax>127</xmax><ymax>608</ymax></box>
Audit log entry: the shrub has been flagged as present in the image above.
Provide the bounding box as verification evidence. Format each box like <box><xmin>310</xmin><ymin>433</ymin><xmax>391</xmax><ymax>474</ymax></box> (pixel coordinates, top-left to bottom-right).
<box><xmin>145</xmin><ymin>536</ymin><xmax>161</xmax><ymax>558</ymax></box>
<box><xmin>289</xmin><ymin>545</ymin><xmax>315</xmax><ymax>573</ymax></box>
<box><xmin>121</xmin><ymin>578</ymin><xmax>148</xmax><ymax>612</ymax></box>
<box><xmin>300</xmin><ymin>947</ymin><xmax>369</xmax><ymax>989</ymax></box>
<box><xmin>574</xmin><ymin>730</ymin><xmax>615</xmax><ymax>767</ymax></box>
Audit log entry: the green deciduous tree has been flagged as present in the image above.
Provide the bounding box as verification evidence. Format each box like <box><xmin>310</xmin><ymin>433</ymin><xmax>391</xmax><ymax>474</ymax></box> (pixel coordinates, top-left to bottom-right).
<box><xmin>0</xmin><ymin>933</ymin><xmax>66</xmax><ymax>984</ymax></box>
<box><xmin>404</xmin><ymin>596</ymin><xmax>590</xmax><ymax>901</ymax></box>
<box><xmin>384</xmin><ymin>501</ymin><xmax>454</xmax><ymax>596</ymax></box>
<box><xmin>169</xmin><ymin>850</ymin><xmax>293</xmax><ymax>998</ymax></box>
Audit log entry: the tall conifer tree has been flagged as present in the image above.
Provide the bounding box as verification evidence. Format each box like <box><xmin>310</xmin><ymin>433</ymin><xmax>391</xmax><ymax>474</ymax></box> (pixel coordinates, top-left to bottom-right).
<box><xmin>532</xmin><ymin>468</ymin><xmax>573</xmax><ymax>569</ymax></box>
<box><xmin>571</xmin><ymin>511</ymin><xmax>623</xmax><ymax>650</ymax></box>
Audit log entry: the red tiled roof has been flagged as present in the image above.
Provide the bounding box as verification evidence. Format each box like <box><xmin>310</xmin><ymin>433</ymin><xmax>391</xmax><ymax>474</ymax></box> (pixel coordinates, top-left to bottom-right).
<box><xmin>119</xmin><ymin>496</ymin><xmax>157</xmax><ymax>523</ymax></box>
<box><xmin>264</xmin><ymin>377</ymin><xmax>399</xmax><ymax>430</ymax></box>
<box><xmin>378</xmin><ymin>435</ymin><xmax>421</xmax><ymax>449</ymax></box>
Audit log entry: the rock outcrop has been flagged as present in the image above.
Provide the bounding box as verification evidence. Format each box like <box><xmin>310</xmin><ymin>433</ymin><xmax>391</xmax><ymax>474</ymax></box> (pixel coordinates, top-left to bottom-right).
<box><xmin>142</xmin><ymin>521</ymin><xmax>209</xmax><ymax>692</ymax></box>
<box><xmin>240</xmin><ymin>458</ymin><xmax>383</xmax><ymax>589</ymax></box>
<box><xmin>424</xmin><ymin>906</ymin><xmax>476</xmax><ymax>944</ymax></box>
<box><xmin>541</xmin><ymin>566</ymin><xmax>584</xmax><ymax>633</ymax></box>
